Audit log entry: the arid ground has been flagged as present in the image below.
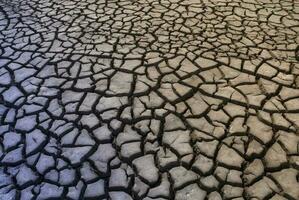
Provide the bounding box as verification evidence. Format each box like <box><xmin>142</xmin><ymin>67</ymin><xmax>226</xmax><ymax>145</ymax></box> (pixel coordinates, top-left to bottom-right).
<box><xmin>0</xmin><ymin>0</ymin><xmax>299</xmax><ymax>199</ymax></box>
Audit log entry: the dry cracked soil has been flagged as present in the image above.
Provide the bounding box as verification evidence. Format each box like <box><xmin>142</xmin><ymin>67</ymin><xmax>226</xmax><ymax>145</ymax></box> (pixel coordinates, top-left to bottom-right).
<box><xmin>0</xmin><ymin>0</ymin><xmax>299</xmax><ymax>199</ymax></box>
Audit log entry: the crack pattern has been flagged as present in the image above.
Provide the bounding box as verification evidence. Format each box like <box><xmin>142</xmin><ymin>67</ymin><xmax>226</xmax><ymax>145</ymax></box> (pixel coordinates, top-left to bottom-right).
<box><xmin>0</xmin><ymin>0</ymin><xmax>299</xmax><ymax>199</ymax></box>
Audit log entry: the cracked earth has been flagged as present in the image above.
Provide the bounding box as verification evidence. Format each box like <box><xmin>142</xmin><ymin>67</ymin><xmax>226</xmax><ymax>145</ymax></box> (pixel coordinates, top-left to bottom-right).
<box><xmin>0</xmin><ymin>0</ymin><xmax>299</xmax><ymax>199</ymax></box>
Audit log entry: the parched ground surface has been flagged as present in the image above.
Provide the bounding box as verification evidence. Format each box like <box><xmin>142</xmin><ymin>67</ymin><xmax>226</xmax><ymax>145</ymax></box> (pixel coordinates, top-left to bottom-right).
<box><xmin>0</xmin><ymin>0</ymin><xmax>299</xmax><ymax>199</ymax></box>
